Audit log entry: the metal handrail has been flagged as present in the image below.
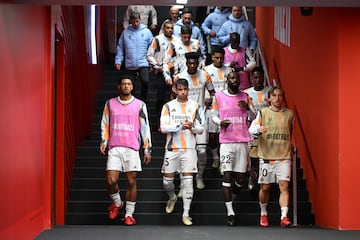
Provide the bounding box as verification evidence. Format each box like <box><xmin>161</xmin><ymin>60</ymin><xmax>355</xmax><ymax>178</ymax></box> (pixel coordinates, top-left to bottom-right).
<box><xmin>242</xmin><ymin>6</ymin><xmax>271</xmax><ymax>87</ymax></box>
<box><xmin>292</xmin><ymin>146</ymin><xmax>298</xmax><ymax>226</ymax></box>
<box><xmin>257</xmin><ymin>43</ymin><xmax>272</xmax><ymax>87</ymax></box>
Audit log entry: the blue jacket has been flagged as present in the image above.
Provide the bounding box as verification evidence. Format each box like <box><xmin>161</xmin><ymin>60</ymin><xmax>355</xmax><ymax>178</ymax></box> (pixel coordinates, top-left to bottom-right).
<box><xmin>218</xmin><ymin>14</ymin><xmax>258</xmax><ymax>50</ymax></box>
<box><xmin>115</xmin><ymin>24</ymin><xmax>153</xmax><ymax>69</ymax></box>
<box><xmin>173</xmin><ymin>19</ymin><xmax>206</xmax><ymax>60</ymax></box>
<box><xmin>201</xmin><ymin>7</ymin><xmax>230</xmax><ymax>46</ymax></box>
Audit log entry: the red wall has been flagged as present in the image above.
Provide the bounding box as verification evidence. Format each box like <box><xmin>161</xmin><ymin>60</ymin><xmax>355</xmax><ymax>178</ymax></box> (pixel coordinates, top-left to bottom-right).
<box><xmin>53</xmin><ymin>5</ymin><xmax>105</xmax><ymax>224</ymax></box>
<box><xmin>337</xmin><ymin>8</ymin><xmax>360</xmax><ymax>230</ymax></box>
<box><xmin>256</xmin><ymin>7</ymin><xmax>360</xmax><ymax>229</ymax></box>
<box><xmin>0</xmin><ymin>5</ymin><xmax>53</xmax><ymax>239</ymax></box>
<box><xmin>0</xmin><ymin>4</ymin><xmax>106</xmax><ymax>239</ymax></box>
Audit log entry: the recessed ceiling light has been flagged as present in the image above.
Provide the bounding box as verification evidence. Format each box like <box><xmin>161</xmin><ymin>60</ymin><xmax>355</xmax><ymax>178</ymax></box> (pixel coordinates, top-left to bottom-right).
<box><xmin>176</xmin><ymin>0</ymin><xmax>188</xmax><ymax>5</ymax></box>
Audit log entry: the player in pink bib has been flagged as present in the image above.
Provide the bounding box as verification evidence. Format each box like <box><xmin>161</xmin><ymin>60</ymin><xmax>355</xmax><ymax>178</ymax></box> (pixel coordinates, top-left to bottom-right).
<box><xmin>211</xmin><ymin>71</ymin><xmax>251</xmax><ymax>226</ymax></box>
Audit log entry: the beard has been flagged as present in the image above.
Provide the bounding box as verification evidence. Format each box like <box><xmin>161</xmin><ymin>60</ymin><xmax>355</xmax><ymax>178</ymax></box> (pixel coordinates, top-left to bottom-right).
<box><xmin>187</xmin><ymin>68</ymin><xmax>197</xmax><ymax>75</ymax></box>
<box><xmin>228</xmin><ymin>83</ymin><xmax>239</xmax><ymax>93</ymax></box>
<box><xmin>122</xmin><ymin>91</ymin><xmax>131</xmax><ymax>96</ymax></box>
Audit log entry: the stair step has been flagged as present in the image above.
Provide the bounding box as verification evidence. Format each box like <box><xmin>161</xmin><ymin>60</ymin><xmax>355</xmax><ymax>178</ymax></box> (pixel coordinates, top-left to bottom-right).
<box><xmin>70</xmin><ymin>176</ymin><xmax>308</xmax><ymax>192</ymax></box>
<box><xmin>76</xmin><ymin>146</ymin><xmax>165</xmax><ymax>156</ymax></box>
<box><xmin>68</xmin><ymin>188</ymin><xmax>310</xmax><ymax>202</ymax></box>
<box><xmin>73</xmin><ymin>157</ymin><xmax>166</xmax><ymax>168</ymax></box>
<box><xmin>72</xmin><ymin>167</ymin><xmax>219</xmax><ymax>178</ymax></box>
<box><xmin>67</xmin><ymin>200</ymin><xmax>313</xmax><ymax>214</ymax></box>
<box><xmin>65</xmin><ymin>212</ymin><xmax>315</xmax><ymax>225</ymax></box>
<box><xmin>71</xmin><ymin>165</ymin><xmax>304</xmax><ymax>180</ymax></box>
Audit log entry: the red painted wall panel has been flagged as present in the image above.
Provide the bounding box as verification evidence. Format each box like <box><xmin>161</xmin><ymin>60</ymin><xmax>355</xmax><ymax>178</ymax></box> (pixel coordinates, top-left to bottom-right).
<box><xmin>337</xmin><ymin>8</ymin><xmax>360</xmax><ymax>230</ymax></box>
<box><xmin>0</xmin><ymin>4</ymin><xmax>105</xmax><ymax>238</ymax></box>
<box><xmin>54</xmin><ymin>6</ymin><xmax>104</xmax><ymax>224</ymax></box>
<box><xmin>256</xmin><ymin>7</ymin><xmax>360</xmax><ymax>229</ymax></box>
<box><xmin>0</xmin><ymin>5</ymin><xmax>53</xmax><ymax>239</ymax></box>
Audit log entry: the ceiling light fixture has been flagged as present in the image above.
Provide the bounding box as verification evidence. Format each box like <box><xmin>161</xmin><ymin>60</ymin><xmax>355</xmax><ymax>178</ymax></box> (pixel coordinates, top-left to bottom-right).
<box><xmin>176</xmin><ymin>0</ymin><xmax>188</xmax><ymax>5</ymax></box>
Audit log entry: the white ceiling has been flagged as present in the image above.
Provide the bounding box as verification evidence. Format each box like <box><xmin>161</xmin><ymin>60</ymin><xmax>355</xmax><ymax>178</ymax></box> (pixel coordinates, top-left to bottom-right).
<box><xmin>6</xmin><ymin>0</ymin><xmax>360</xmax><ymax>7</ymax></box>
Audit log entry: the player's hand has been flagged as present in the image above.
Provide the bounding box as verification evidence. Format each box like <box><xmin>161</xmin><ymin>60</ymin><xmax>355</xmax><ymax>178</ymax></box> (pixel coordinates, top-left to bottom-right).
<box><xmin>100</xmin><ymin>144</ymin><xmax>106</xmax><ymax>155</ymax></box>
<box><xmin>238</xmin><ymin>100</ymin><xmax>248</xmax><ymax>109</ymax></box>
<box><xmin>220</xmin><ymin>119</ymin><xmax>231</xmax><ymax>128</ymax></box>
<box><xmin>182</xmin><ymin>119</ymin><xmax>193</xmax><ymax>130</ymax></box>
<box><xmin>258</xmin><ymin>126</ymin><xmax>268</xmax><ymax>133</ymax></box>
<box><xmin>144</xmin><ymin>153</ymin><xmax>151</xmax><ymax>165</ymax></box>
<box><xmin>230</xmin><ymin>61</ymin><xmax>237</xmax><ymax>68</ymax></box>
<box><xmin>204</xmin><ymin>98</ymin><xmax>213</xmax><ymax>108</ymax></box>
<box><xmin>165</xmin><ymin>78</ymin><xmax>173</xmax><ymax>85</ymax></box>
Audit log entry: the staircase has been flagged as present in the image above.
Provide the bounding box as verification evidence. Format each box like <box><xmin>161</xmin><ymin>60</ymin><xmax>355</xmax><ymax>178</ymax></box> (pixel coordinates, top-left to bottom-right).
<box><xmin>65</xmin><ymin>66</ymin><xmax>315</xmax><ymax>226</ymax></box>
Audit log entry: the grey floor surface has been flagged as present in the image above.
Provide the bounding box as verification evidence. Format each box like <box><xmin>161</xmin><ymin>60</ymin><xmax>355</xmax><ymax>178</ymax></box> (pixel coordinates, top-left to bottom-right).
<box><xmin>35</xmin><ymin>225</ymin><xmax>360</xmax><ymax>240</ymax></box>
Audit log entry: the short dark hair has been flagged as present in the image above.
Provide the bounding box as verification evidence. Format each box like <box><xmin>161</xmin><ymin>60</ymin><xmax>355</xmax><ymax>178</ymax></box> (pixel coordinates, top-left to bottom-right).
<box><xmin>230</xmin><ymin>32</ymin><xmax>240</xmax><ymax>41</ymax></box>
<box><xmin>162</xmin><ymin>19</ymin><xmax>174</xmax><ymax>27</ymax></box>
<box><xmin>176</xmin><ymin>78</ymin><xmax>189</xmax><ymax>88</ymax></box>
<box><xmin>252</xmin><ymin>66</ymin><xmax>265</xmax><ymax>75</ymax></box>
<box><xmin>118</xmin><ymin>74</ymin><xmax>134</xmax><ymax>85</ymax></box>
<box><xmin>182</xmin><ymin>7</ymin><xmax>193</xmax><ymax>15</ymax></box>
<box><xmin>180</xmin><ymin>24</ymin><xmax>192</xmax><ymax>34</ymax></box>
<box><xmin>211</xmin><ymin>46</ymin><xmax>225</xmax><ymax>56</ymax></box>
<box><xmin>227</xmin><ymin>71</ymin><xmax>239</xmax><ymax>80</ymax></box>
<box><xmin>129</xmin><ymin>12</ymin><xmax>140</xmax><ymax>20</ymax></box>
<box><xmin>185</xmin><ymin>51</ymin><xmax>200</xmax><ymax>61</ymax></box>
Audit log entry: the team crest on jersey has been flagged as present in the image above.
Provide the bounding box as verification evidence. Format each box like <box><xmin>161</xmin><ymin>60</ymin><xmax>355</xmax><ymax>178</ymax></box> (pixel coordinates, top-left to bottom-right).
<box><xmin>187</xmin><ymin>107</ymin><xmax>196</xmax><ymax>114</ymax></box>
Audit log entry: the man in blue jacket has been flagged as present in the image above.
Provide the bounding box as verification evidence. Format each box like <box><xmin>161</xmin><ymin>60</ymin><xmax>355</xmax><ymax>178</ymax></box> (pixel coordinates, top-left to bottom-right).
<box><xmin>201</xmin><ymin>7</ymin><xmax>230</xmax><ymax>54</ymax></box>
<box><xmin>218</xmin><ymin>6</ymin><xmax>258</xmax><ymax>53</ymax></box>
<box><xmin>173</xmin><ymin>7</ymin><xmax>206</xmax><ymax>62</ymax></box>
<box><xmin>115</xmin><ymin>12</ymin><xmax>153</xmax><ymax>101</ymax></box>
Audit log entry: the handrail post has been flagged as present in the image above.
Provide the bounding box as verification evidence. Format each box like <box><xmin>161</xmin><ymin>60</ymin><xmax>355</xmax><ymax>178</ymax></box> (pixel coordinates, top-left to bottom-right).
<box><xmin>257</xmin><ymin>44</ymin><xmax>271</xmax><ymax>87</ymax></box>
<box><xmin>292</xmin><ymin>147</ymin><xmax>298</xmax><ymax>226</ymax></box>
